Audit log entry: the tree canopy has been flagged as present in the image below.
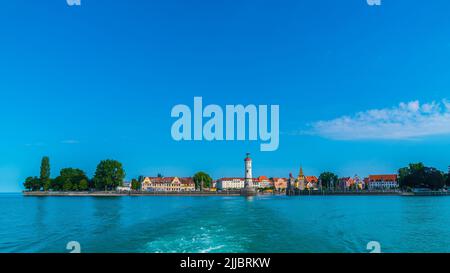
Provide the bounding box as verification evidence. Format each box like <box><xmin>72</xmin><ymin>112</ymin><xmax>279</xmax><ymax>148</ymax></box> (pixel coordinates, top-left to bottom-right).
<box><xmin>23</xmin><ymin>176</ymin><xmax>41</xmax><ymax>191</ymax></box>
<box><xmin>131</xmin><ymin>178</ymin><xmax>142</xmax><ymax>191</ymax></box>
<box><xmin>193</xmin><ymin>171</ymin><xmax>212</xmax><ymax>190</ymax></box>
<box><xmin>38</xmin><ymin>156</ymin><xmax>51</xmax><ymax>191</ymax></box>
<box><xmin>398</xmin><ymin>163</ymin><xmax>445</xmax><ymax>190</ymax></box>
<box><xmin>40</xmin><ymin>156</ymin><xmax>50</xmax><ymax>181</ymax></box>
<box><xmin>93</xmin><ymin>159</ymin><xmax>125</xmax><ymax>191</ymax></box>
<box><xmin>319</xmin><ymin>171</ymin><xmax>339</xmax><ymax>189</ymax></box>
<box><xmin>54</xmin><ymin>168</ymin><xmax>89</xmax><ymax>191</ymax></box>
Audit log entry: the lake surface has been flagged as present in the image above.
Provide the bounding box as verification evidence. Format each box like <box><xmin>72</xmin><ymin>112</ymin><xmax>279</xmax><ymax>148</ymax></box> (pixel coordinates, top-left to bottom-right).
<box><xmin>1</xmin><ymin>193</ymin><xmax>450</xmax><ymax>253</ymax></box>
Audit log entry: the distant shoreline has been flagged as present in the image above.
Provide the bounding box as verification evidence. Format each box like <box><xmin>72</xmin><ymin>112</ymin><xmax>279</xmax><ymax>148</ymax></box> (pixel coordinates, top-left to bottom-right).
<box><xmin>22</xmin><ymin>191</ymin><xmax>242</xmax><ymax>197</ymax></box>
<box><xmin>21</xmin><ymin>190</ymin><xmax>407</xmax><ymax>197</ymax></box>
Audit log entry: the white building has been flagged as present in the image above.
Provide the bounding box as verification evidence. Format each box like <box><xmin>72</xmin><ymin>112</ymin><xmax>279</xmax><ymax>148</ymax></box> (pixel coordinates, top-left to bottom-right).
<box><xmin>368</xmin><ymin>175</ymin><xmax>398</xmax><ymax>190</ymax></box>
<box><xmin>116</xmin><ymin>182</ymin><xmax>131</xmax><ymax>192</ymax></box>
<box><xmin>216</xmin><ymin>178</ymin><xmax>245</xmax><ymax>190</ymax></box>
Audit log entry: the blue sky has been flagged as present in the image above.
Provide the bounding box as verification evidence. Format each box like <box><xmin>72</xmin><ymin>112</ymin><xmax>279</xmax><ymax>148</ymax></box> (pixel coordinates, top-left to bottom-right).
<box><xmin>1</xmin><ymin>0</ymin><xmax>450</xmax><ymax>191</ymax></box>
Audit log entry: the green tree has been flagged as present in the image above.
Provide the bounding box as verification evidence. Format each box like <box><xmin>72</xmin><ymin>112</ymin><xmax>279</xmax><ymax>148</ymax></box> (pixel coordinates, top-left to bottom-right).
<box><xmin>43</xmin><ymin>179</ymin><xmax>52</xmax><ymax>191</ymax></box>
<box><xmin>398</xmin><ymin>163</ymin><xmax>445</xmax><ymax>190</ymax></box>
<box><xmin>39</xmin><ymin>156</ymin><xmax>51</xmax><ymax>191</ymax></box>
<box><xmin>52</xmin><ymin>176</ymin><xmax>65</xmax><ymax>191</ymax></box>
<box><xmin>24</xmin><ymin>176</ymin><xmax>40</xmax><ymax>191</ymax></box>
<box><xmin>79</xmin><ymin>179</ymin><xmax>89</xmax><ymax>191</ymax></box>
<box><xmin>93</xmin><ymin>159</ymin><xmax>125</xmax><ymax>191</ymax></box>
<box><xmin>54</xmin><ymin>168</ymin><xmax>89</xmax><ymax>191</ymax></box>
<box><xmin>24</xmin><ymin>177</ymin><xmax>33</xmax><ymax>191</ymax></box>
<box><xmin>40</xmin><ymin>156</ymin><xmax>50</xmax><ymax>180</ymax></box>
<box><xmin>318</xmin><ymin>172</ymin><xmax>339</xmax><ymax>190</ymax></box>
<box><xmin>398</xmin><ymin>167</ymin><xmax>410</xmax><ymax>187</ymax></box>
<box><xmin>63</xmin><ymin>180</ymin><xmax>73</xmax><ymax>191</ymax></box>
<box><xmin>131</xmin><ymin>178</ymin><xmax>142</xmax><ymax>191</ymax></box>
<box><xmin>193</xmin><ymin>172</ymin><xmax>212</xmax><ymax>190</ymax></box>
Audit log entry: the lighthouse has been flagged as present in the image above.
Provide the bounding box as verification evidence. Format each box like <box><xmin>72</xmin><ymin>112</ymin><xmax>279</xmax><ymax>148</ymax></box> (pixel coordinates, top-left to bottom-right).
<box><xmin>244</xmin><ymin>153</ymin><xmax>253</xmax><ymax>189</ymax></box>
<box><xmin>241</xmin><ymin>153</ymin><xmax>257</xmax><ymax>196</ymax></box>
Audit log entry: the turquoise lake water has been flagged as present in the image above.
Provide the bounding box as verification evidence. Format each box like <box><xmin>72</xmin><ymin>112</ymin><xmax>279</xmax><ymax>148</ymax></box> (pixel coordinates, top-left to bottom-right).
<box><xmin>1</xmin><ymin>193</ymin><xmax>450</xmax><ymax>253</ymax></box>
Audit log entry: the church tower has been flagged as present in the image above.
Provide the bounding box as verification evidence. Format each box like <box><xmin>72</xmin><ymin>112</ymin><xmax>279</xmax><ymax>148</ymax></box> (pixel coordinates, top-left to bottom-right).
<box><xmin>244</xmin><ymin>153</ymin><xmax>253</xmax><ymax>188</ymax></box>
<box><xmin>297</xmin><ymin>166</ymin><xmax>306</xmax><ymax>190</ymax></box>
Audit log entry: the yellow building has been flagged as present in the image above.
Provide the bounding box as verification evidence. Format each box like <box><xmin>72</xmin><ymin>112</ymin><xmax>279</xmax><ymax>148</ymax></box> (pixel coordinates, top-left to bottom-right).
<box><xmin>141</xmin><ymin>177</ymin><xmax>195</xmax><ymax>192</ymax></box>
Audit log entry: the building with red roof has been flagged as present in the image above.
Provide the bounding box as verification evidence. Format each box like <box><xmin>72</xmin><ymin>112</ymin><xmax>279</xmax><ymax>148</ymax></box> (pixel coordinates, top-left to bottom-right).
<box><xmin>141</xmin><ymin>176</ymin><xmax>195</xmax><ymax>192</ymax></box>
<box><xmin>368</xmin><ymin>174</ymin><xmax>398</xmax><ymax>190</ymax></box>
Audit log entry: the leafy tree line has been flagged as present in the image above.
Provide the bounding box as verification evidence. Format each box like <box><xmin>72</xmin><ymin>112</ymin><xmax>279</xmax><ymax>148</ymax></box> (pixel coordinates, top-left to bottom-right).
<box><xmin>23</xmin><ymin>157</ymin><xmax>126</xmax><ymax>192</ymax></box>
<box><xmin>398</xmin><ymin>163</ymin><xmax>450</xmax><ymax>190</ymax></box>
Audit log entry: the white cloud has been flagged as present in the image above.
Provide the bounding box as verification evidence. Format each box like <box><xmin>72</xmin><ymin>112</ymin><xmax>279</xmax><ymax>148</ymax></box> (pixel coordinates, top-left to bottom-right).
<box><xmin>307</xmin><ymin>99</ymin><xmax>450</xmax><ymax>140</ymax></box>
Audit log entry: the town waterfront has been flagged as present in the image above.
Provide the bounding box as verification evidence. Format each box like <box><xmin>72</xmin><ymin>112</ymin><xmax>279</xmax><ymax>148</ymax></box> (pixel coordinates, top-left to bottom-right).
<box><xmin>1</xmin><ymin>193</ymin><xmax>450</xmax><ymax>253</ymax></box>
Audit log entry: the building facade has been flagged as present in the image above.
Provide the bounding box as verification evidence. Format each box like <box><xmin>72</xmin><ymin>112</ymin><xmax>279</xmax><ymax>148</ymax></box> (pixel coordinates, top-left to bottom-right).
<box><xmin>305</xmin><ymin>176</ymin><xmax>319</xmax><ymax>190</ymax></box>
<box><xmin>257</xmin><ymin>176</ymin><xmax>273</xmax><ymax>189</ymax></box>
<box><xmin>337</xmin><ymin>177</ymin><xmax>351</xmax><ymax>191</ymax></box>
<box><xmin>141</xmin><ymin>177</ymin><xmax>195</xmax><ymax>192</ymax></box>
<box><xmin>179</xmin><ymin>177</ymin><xmax>196</xmax><ymax>191</ymax></box>
<box><xmin>368</xmin><ymin>175</ymin><xmax>398</xmax><ymax>190</ymax></box>
<box><xmin>216</xmin><ymin>178</ymin><xmax>245</xmax><ymax>190</ymax></box>
<box><xmin>273</xmin><ymin>178</ymin><xmax>287</xmax><ymax>192</ymax></box>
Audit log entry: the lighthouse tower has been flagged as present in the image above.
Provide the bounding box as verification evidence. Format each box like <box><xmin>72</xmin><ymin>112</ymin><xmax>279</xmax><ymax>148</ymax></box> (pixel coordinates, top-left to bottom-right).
<box><xmin>241</xmin><ymin>153</ymin><xmax>257</xmax><ymax>196</ymax></box>
<box><xmin>244</xmin><ymin>153</ymin><xmax>253</xmax><ymax>189</ymax></box>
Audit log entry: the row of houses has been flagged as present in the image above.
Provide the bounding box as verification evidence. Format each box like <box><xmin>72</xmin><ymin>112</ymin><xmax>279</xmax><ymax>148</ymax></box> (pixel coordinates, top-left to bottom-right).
<box><xmin>288</xmin><ymin>167</ymin><xmax>398</xmax><ymax>191</ymax></box>
<box><xmin>134</xmin><ymin>176</ymin><xmax>288</xmax><ymax>192</ymax></box>
<box><xmin>329</xmin><ymin>174</ymin><xmax>398</xmax><ymax>191</ymax></box>
<box><xmin>122</xmin><ymin>175</ymin><xmax>398</xmax><ymax>192</ymax></box>
<box><xmin>216</xmin><ymin>171</ymin><xmax>399</xmax><ymax>191</ymax></box>
<box><xmin>116</xmin><ymin>155</ymin><xmax>401</xmax><ymax>193</ymax></box>
<box><xmin>122</xmin><ymin>173</ymin><xmax>398</xmax><ymax>193</ymax></box>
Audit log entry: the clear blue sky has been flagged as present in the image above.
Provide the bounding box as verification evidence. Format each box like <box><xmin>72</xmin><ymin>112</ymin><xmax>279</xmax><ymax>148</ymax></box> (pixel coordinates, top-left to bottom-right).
<box><xmin>1</xmin><ymin>0</ymin><xmax>450</xmax><ymax>192</ymax></box>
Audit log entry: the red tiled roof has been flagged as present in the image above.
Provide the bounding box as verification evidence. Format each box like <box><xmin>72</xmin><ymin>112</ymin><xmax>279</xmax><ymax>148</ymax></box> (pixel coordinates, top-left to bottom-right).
<box><xmin>146</xmin><ymin>177</ymin><xmax>178</xmax><ymax>183</ymax></box>
<box><xmin>179</xmin><ymin>177</ymin><xmax>195</xmax><ymax>185</ymax></box>
<box><xmin>369</xmin><ymin>175</ymin><xmax>397</xmax><ymax>182</ymax></box>
<box><xmin>258</xmin><ymin>176</ymin><xmax>269</xmax><ymax>181</ymax></box>
<box><xmin>305</xmin><ymin>176</ymin><xmax>318</xmax><ymax>183</ymax></box>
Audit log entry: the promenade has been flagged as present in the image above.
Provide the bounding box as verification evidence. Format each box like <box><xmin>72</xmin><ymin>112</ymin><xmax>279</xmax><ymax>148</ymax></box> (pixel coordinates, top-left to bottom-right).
<box><xmin>22</xmin><ymin>191</ymin><xmax>242</xmax><ymax>197</ymax></box>
<box><xmin>22</xmin><ymin>190</ymin><xmax>404</xmax><ymax>197</ymax></box>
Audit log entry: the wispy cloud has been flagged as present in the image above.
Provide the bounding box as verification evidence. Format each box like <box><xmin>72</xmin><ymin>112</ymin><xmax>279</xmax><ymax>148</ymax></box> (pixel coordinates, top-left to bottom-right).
<box><xmin>25</xmin><ymin>142</ymin><xmax>46</xmax><ymax>147</ymax></box>
<box><xmin>305</xmin><ymin>99</ymin><xmax>450</xmax><ymax>140</ymax></box>
<box><xmin>61</xmin><ymin>140</ymin><xmax>80</xmax><ymax>144</ymax></box>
